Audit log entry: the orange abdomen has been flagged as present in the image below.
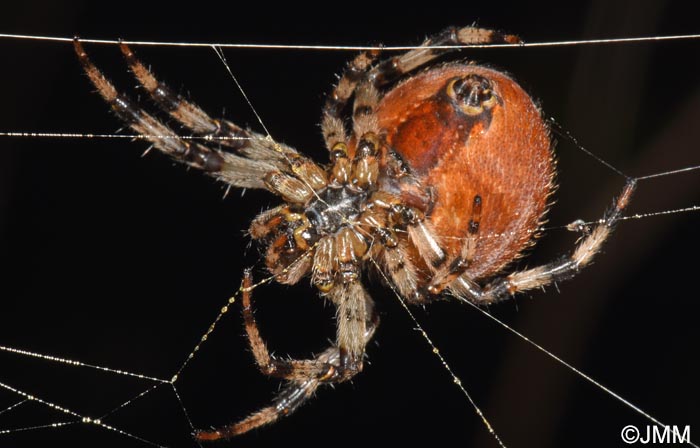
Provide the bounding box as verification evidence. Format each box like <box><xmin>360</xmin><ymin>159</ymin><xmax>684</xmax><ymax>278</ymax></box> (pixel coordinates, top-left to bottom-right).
<box><xmin>377</xmin><ymin>64</ymin><xmax>554</xmax><ymax>280</ymax></box>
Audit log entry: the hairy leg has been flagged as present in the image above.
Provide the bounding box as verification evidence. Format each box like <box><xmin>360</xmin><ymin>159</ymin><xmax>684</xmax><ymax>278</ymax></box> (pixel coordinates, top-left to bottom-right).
<box><xmin>195</xmin><ymin>272</ymin><xmax>379</xmax><ymax>440</ymax></box>
<box><xmin>449</xmin><ymin>180</ymin><xmax>637</xmax><ymax>304</ymax></box>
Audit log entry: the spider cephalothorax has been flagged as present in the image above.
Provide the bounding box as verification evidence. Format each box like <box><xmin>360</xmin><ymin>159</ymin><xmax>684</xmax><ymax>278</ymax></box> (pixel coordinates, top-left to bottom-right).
<box><xmin>74</xmin><ymin>25</ymin><xmax>635</xmax><ymax>439</ymax></box>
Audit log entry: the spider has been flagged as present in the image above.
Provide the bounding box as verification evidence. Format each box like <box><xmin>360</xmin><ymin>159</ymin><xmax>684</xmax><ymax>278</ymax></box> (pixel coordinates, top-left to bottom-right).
<box><xmin>73</xmin><ymin>25</ymin><xmax>636</xmax><ymax>440</ymax></box>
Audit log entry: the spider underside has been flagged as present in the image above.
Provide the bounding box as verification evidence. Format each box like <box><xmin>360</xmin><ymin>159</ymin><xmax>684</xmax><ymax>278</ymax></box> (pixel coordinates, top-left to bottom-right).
<box><xmin>73</xmin><ymin>26</ymin><xmax>636</xmax><ymax>439</ymax></box>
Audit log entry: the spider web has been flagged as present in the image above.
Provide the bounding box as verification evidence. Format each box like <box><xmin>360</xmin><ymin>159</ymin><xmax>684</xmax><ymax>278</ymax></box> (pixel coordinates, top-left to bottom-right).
<box><xmin>1</xmin><ymin>3</ymin><xmax>699</xmax><ymax>448</ymax></box>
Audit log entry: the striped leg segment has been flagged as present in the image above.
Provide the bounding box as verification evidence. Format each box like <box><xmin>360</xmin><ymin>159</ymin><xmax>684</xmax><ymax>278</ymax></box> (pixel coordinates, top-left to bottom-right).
<box><xmin>450</xmin><ymin>180</ymin><xmax>637</xmax><ymax>304</ymax></box>
<box><xmin>195</xmin><ymin>270</ymin><xmax>379</xmax><ymax>440</ymax></box>
<box><xmin>74</xmin><ymin>40</ymin><xmax>319</xmax><ymax>190</ymax></box>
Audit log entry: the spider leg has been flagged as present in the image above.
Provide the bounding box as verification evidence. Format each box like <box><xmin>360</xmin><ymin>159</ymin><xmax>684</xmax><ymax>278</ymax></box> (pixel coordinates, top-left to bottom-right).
<box><xmin>74</xmin><ymin>40</ymin><xmax>280</xmax><ymax>189</ymax></box>
<box><xmin>196</xmin><ymin>270</ymin><xmax>379</xmax><ymax>440</ymax></box>
<box><xmin>323</xmin><ymin>78</ymin><xmax>384</xmax><ymax>191</ymax></box>
<box><xmin>368</xmin><ymin>26</ymin><xmax>519</xmax><ymax>88</ymax></box>
<box><xmin>322</xmin><ymin>51</ymin><xmax>381</xmax><ymax>151</ymax></box>
<box><xmin>423</xmin><ymin>194</ymin><xmax>482</xmax><ymax>295</ymax></box>
<box><xmin>239</xmin><ymin>269</ymin><xmax>340</xmax><ymax>381</ymax></box>
<box><xmin>119</xmin><ymin>42</ymin><xmax>229</xmax><ymax>136</ymax></box>
<box><xmin>194</xmin><ymin>347</ymin><xmax>338</xmax><ymax>441</ymax></box>
<box><xmin>118</xmin><ymin>43</ymin><xmax>301</xmax><ymax>170</ymax></box>
<box><xmin>449</xmin><ymin>180</ymin><xmax>637</xmax><ymax>304</ymax></box>
<box><xmin>327</xmin><ymin>280</ymin><xmax>375</xmax><ymax>379</ymax></box>
<box><xmin>381</xmin><ymin>241</ymin><xmax>421</xmax><ymax>301</ymax></box>
<box><xmin>321</xmin><ymin>26</ymin><xmax>519</xmax><ymax>153</ymax></box>
<box><xmin>249</xmin><ymin>206</ymin><xmax>316</xmax><ymax>285</ymax></box>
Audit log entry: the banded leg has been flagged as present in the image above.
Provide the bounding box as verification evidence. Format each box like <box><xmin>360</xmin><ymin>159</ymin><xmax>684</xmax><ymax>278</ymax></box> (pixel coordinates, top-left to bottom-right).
<box><xmin>120</xmin><ymin>42</ymin><xmax>223</xmax><ymax>135</ymax></box>
<box><xmin>322</xmin><ymin>51</ymin><xmax>382</xmax><ymax>151</ymax></box>
<box><xmin>194</xmin><ymin>347</ymin><xmax>340</xmax><ymax>441</ymax></box>
<box><xmin>424</xmin><ymin>194</ymin><xmax>483</xmax><ymax>295</ymax></box>
<box><xmin>321</xmin><ymin>26</ymin><xmax>519</xmax><ymax>152</ymax></box>
<box><xmin>239</xmin><ymin>269</ymin><xmax>340</xmax><ymax>381</ymax></box>
<box><xmin>196</xmin><ymin>272</ymin><xmax>379</xmax><ymax>440</ymax></box>
<box><xmin>242</xmin><ymin>270</ymin><xmax>377</xmax><ymax>383</ymax></box>
<box><xmin>368</xmin><ymin>26</ymin><xmax>519</xmax><ymax>88</ymax></box>
<box><xmin>118</xmin><ymin>43</ymin><xmax>300</xmax><ymax>169</ymax></box>
<box><xmin>449</xmin><ymin>180</ymin><xmax>637</xmax><ymax>304</ymax></box>
<box><xmin>349</xmin><ymin>82</ymin><xmax>383</xmax><ymax>190</ymax></box>
<box><xmin>74</xmin><ymin>40</ymin><xmax>278</xmax><ymax>189</ymax></box>
<box><xmin>327</xmin><ymin>280</ymin><xmax>373</xmax><ymax>378</ymax></box>
<box><xmin>381</xmin><ymin>241</ymin><xmax>421</xmax><ymax>302</ymax></box>
<box><xmin>324</xmin><ymin>78</ymin><xmax>386</xmax><ymax>190</ymax></box>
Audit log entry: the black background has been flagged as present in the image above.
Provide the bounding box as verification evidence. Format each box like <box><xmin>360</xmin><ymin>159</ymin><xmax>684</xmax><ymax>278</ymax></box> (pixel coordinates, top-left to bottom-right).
<box><xmin>0</xmin><ymin>1</ymin><xmax>698</xmax><ymax>447</ymax></box>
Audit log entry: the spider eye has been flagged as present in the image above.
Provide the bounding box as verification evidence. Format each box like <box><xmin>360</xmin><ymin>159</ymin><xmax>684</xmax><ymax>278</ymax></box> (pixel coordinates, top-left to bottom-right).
<box><xmin>446</xmin><ymin>74</ymin><xmax>499</xmax><ymax>116</ymax></box>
